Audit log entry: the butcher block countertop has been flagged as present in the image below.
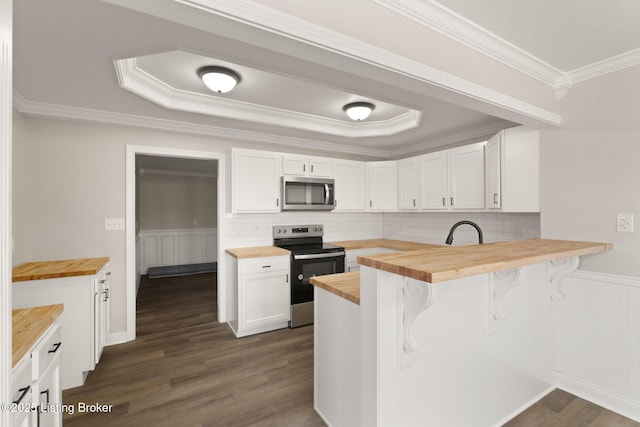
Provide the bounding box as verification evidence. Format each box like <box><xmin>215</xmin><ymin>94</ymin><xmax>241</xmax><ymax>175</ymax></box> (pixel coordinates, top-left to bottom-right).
<box><xmin>311</xmin><ymin>272</ymin><xmax>361</xmax><ymax>305</ymax></box>
<box><xmin>358</xmin><ymin>238</ymin><xmax>612</xmax><ymax>283</ymax></box>
<box><xmin>12</xmin><ymin>257</ymin><xmax>109</xmax><ymax>282</ymax></box>
<box><xmin>329</xmin><ymin>239</ymin><xmax>441</xmax><ymax>251</ymax></box>
<box><xmin>226</xmin><ymin>246</ymin><xmax>290</xmax><ymax>259</ymax></box>
<box><xmin>12</xmin><ymin>304</ymin><xmax>64</xmax><ymax>367</ymax></box>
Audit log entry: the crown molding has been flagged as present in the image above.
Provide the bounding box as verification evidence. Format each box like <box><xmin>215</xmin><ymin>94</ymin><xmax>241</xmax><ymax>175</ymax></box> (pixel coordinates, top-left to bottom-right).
<box><xmin>373</xmin><ymin>0</ymin><xmax>564</xmax><ymax>87</ymax></box>
<box><xmin>12</xmin><ymin>91</ymin><xmax>392</xmax><ymax>158</ymax></box>
<box><xmin>375</xmin><ymin>0</ymin><xmax>640</xmax><ymax>100</ymax></box>
<box><xmin>115</xmin><ymin>57</ymin><xmax>422</xmax><ymax>138</ymax></box>
<box><xmin>138</xmin><ymin>168</ymin><xmax>217</xmax><ymax>178</ymax></box>
<box><xmin>389</xmin><ymin>120</ymin><xmax>512</xmax><ymax>158</ymax></box>
<box><xmin>104</xmin><ymin>0</ymin><xmax>561</xmax><ymax>127</ymax></box>
<box><xmin>566</xmin><ymin>48</ymin><xmax>640</xmax><ymax>85</ymax></box>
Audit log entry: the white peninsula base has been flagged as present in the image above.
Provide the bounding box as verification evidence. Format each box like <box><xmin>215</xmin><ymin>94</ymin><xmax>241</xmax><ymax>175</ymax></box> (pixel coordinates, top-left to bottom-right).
<box><xmin>315</xmin><ymin>261</ymin><xmax>564</xmax><ymax>427</ymax></box>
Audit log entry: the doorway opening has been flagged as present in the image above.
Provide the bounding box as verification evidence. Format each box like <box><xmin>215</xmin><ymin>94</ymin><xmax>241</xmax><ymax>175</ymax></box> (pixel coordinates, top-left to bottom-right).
<box><xmin>125</xmin><ymin>146</ymin><xmax>226</xmax><ymax>342</ymax></box>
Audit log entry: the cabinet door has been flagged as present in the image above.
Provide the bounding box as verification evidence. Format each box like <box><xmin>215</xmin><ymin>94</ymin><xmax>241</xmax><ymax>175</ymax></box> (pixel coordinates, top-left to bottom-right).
<box><xmin>367</xmin><ymin>161</ymin><xmax>396</xmax><ymax>211</ymax></box>
<box><xmin>397</xmin><ymin>157</ymin><xmax>419</xmax><ymax>210</ymax></box>
<box><xmin>449</xmin><ymin>143</ymin><xmax>485</xmax><ymax>210</ymax></box>
<box><xmin>36</xmin><ymin>357</ymin><xmax>62</xmax><ymax>427</ymax></box>
<box><xmin>233</xmin><ymin>149</ymin><xmax>282</xmax><ymax>212</ymax></box>
<box><xmin>420</xmin><ymin>152</ymin><xmax>449</xmax><ymax>210</ymax></box>
<box><xmin>240</xmin><ymin>269</ymin><xmax>290</xmax><ymax>331</ymax></box>
<box><xmin>309</xmin><ymin>157</ymin><xmax>333</xmax><ymax>177</ymax></box>
<box><xmin>282</xmin><ymin>155</ymin><xmax>308</xmax><ymax>175</ymax></box>
<box><xmin>333</xmin><ymin>160</ymin><xmax>366</xmax><ymax>211</ymax></box>
<box><xmin>485</xmin><ymin>132</ymin><xmax>502</xmax><ymax>209</ymax></box>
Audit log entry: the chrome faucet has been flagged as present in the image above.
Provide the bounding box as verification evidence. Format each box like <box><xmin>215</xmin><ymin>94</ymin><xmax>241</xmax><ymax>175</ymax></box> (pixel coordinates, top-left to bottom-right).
<box><xmin>445</xmin><ymin>221</ymin><xmax>484</xmax><ymax>245</ymax></box>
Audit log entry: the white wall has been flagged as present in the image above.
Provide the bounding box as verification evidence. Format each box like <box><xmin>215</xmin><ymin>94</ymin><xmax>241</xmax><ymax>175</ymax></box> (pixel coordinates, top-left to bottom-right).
<box><xmin>541</xmin><ymin>64</ymin><xmax>640</xmax><ymax>276</ymax></box>
<box><xmin>12</xmin><ymin>109</ymin><xmax>29</xmax><ymax>266</ymax></box>
<box><xmin>138</xmin><ymin>172</ymin><xmax>217</xmax><ymax>230</ymax></box>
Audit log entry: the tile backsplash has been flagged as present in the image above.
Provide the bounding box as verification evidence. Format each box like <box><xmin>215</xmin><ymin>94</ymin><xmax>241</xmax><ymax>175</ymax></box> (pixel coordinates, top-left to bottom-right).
<box><xmin>224</xmin><ymin>211</ymin><xmax>540</xmax><ymax>248</ymax></box>
<box><xmin>383</xmin><ymin>212</ymin><xmax>540</xmax><ymax>246</ymax></box>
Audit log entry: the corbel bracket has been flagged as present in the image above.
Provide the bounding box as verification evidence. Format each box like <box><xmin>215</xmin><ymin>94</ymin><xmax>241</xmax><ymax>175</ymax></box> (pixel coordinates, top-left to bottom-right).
<box><xmin>397</xmin><ymin>277</ymin><xmax>434</xmax><ymax>369</ymax></box>
<box><xmin>488</xmin><ymin>267</ymin><xmax>524</xmax><ymax>334</ymax></box>
<box><xmin>548</xmin><ymin>256</ymin><xmax>579</xmax><ymax>301</ymax></box>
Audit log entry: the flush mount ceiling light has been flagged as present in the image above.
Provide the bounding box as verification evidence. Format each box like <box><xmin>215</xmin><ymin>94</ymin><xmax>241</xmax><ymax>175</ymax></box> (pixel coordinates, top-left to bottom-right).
<box><xmin>343</xmin><ymin>102</ymin><xmax>375</xmax><ymax>121</ymax></box>
<box><xmin>198</xmin><ymin>66</ymin><xmax>241</xmax><ymax>94</ymax></box>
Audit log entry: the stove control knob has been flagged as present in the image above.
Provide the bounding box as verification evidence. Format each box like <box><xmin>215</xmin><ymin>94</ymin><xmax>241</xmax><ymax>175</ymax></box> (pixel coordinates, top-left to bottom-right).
<box><xmin>298</xmin><ymin>274</ymin><xmax>304</xmax><ymax>281</ymax></box>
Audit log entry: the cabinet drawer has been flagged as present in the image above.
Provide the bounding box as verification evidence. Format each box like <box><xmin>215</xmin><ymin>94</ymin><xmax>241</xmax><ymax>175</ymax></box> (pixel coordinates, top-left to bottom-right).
<box><xmin>32</xmin><ymin>323</ymin><xmax>62</xmax><ymax>380</ymax></box>
<box><xmin>241</xmin><ymin>256</ymin><xmax>289</xmax><ymax>275</ymax></box>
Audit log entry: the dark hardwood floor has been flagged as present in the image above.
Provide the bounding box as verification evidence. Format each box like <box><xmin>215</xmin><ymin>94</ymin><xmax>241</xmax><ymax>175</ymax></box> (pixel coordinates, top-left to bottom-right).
<box><xmin>62</xmin><ymin>273</ymin><xmax>639</xmax><ymax>426</ymax></box>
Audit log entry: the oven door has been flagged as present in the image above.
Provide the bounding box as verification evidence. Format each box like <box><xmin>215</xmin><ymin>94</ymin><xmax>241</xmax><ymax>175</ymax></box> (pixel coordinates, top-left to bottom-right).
<box><xmin>290</xmin><ymin>252</ymin><xmax>345</xmax><ymax>305</ymax></box>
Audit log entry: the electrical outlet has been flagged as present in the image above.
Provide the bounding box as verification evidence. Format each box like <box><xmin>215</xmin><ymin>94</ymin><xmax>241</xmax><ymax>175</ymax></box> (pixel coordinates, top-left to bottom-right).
<box><xmin>105</xmin><ymin>218</ymin><xmax>125</xmax><ymax>231</ymax></box>
<box><xmin>617</xmin><ymin>214</ymin><xmax>634</xmax><ymax>232</ymax></box>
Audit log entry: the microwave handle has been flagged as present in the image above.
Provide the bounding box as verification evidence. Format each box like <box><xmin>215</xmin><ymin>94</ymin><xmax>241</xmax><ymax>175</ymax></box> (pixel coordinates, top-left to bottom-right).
<box><xmin>325</xmin><ymin>184</ymin><xmax>329</xmax><ymax>204</ymax></box>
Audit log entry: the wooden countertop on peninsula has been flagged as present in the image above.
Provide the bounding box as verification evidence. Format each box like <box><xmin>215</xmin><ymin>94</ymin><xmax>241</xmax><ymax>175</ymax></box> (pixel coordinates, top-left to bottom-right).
<box><xmin>13</xmin><ymin>304</ymin><xmax>64</xmax><ymax>367</ymax></box>
<box><xmin>226</xmin><ymin>246</ymin><xmax>290</xmax><ymax>259</ymax></box>
<box><xmin>311</xmin><ymin>272</ymin><xmax>361</xmax><ymax>305</ymax></box>
<box><xmin>12</xmin><ymin>257</ymin><xmax>109</xmax><ymax>282</ymax></box>
<box><xmin>329</xmin><ymin>239</ymin><xmax>441</xmax><ymax>251</ymax></box>
<box><xmin>358</xmin><ymin>238</ymin><xmax>612</xmax><ymax>283</ymax></box>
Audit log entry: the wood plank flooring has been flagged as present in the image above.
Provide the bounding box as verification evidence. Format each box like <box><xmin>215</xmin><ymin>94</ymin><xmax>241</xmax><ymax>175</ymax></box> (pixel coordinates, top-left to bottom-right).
<box><xmin>62</xmin><ymin>273</ymin><xmax>639</xmax><ymax>426</ymax></box>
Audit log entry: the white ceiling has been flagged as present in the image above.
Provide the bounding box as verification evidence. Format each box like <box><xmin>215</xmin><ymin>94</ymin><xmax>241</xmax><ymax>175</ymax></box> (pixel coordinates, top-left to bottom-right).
<box><xmin>12</xmin><ymin>0</ymin><xmax>640</xmax><ymax>160</ymax></box>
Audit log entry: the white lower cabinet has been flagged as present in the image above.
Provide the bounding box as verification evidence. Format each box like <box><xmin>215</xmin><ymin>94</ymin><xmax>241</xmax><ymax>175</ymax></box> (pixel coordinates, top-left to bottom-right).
<box><xmin>226</xmin><ymin>254</ymin><xmax>290</xmax><ymax>337</ymax></box>
<box><xmin>11</xmin><ymin>323</ymin><xmax>62</xmax><ymax>427</ymax></box>
<box><xmin>13</xmin><ymin>263</ymin><xmax>110</xmax><ymax>389</ymax></box>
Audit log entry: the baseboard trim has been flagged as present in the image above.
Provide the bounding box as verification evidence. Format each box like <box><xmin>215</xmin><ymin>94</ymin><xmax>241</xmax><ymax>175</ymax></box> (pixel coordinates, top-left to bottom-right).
<box><xmin>106</xmin><ymin>331</ymin><xmax>130</xmax><ymax>346</ymax></box>
<box><xmin>557</xmin><ymin>372</ymin><xmax>640</xmax><ymax>422</ymax></box>
<box><xmin>493</xmin><ymin>385</ymin><xmax>556</xmax><ymax>427</ymax></box>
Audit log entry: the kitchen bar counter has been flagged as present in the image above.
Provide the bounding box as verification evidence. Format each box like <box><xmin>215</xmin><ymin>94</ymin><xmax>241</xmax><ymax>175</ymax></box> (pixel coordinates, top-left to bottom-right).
<box><xmin>357</xmin><ymin>238</ymin><xmax>612</xmax><ymax>283</ymax></box>
<box><xmin>12</xmin><ymin>304</ymin><xmax>64</xmax><ymax>367</ymax></box>
<box><xmin>310</xmin><ymin>272</ymin><xmax>361</xmax><ymax>305</ymax></box>
<box><xmin>12</xmin><ymin>257</ymin><xmax>109</xmax><ymax>282</ymax></box>
<box><xmin>329</xmin><ymin>238</ymin><xmax>441</xmax><ymax>251</ymax></box>
<box><xmin>225</xmin><ymin>246</ymin><xmax>290</xmax><ymax>259</ymax></box>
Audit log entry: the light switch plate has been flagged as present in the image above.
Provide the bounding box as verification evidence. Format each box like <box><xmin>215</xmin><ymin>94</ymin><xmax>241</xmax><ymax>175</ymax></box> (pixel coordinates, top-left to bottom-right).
<box><xmin>105</xmin><ymin>218</ymin><xmax>125</xmax><ymax>231</ymax></box>
<box><xmin>616</xmin><ymin>214</ymin><xmax>634</xmax><ymax>232</ymax></box>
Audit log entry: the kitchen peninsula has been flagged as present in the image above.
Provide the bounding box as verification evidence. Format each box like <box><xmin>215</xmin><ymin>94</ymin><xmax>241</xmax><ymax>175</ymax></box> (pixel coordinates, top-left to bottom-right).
<box><xmin>311</xmin><ymin>238</ymin><xmax>612</xmax><ymax>427</ymax></box>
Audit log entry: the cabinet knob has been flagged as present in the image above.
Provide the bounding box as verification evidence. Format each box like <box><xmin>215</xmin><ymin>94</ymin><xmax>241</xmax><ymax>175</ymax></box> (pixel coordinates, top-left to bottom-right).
<box><xmin>493</xmin><ymin>193</ymin><xmax>499</xmax><ymax>204</ymax></box>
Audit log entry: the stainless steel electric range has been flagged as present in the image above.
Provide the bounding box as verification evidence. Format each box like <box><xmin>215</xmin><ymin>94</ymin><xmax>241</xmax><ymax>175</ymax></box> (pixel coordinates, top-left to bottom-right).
<box><xmin>273</xmin><ymin>225</ymin><xmax>345</xmax><ymax>327</ymax></box>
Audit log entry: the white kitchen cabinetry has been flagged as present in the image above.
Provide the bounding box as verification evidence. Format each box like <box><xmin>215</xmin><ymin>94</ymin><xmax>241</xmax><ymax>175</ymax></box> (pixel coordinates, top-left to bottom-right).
<box><xmin>485</xmin><ymin>126</ymin><xmax>540</xmax><ymax>212</ymax></box>
<box><xmin>11</xmin><ymin>323</ymin><xmax>62</xmax><ymax>427</ymax></box>
<box><xmin>367</xmin><ymin>161</ymin><xmax>397</xmax><ymax>211</ymax></box>
<box><xmin>333</xmin><ymin>159</ymin><xmax>367</xmax><ymax>211</ymax></box>
<box><xmin>226</xmin><ymin>254</ymin><xmax>290</xmax><ymax>337</ymax></box>
<box><xmin>232</xmin><ymin>149</ymin><xmax>282</xmax><ymax>213</ymax></box>
<box><xmin>397</xmin><ymin>157</ymin><xmax>420</xmax><ymax>210</ymax></box>
<box><xmin>94</xmin><ymin>269</ymin><xmax>110</xmax><ymax>365</ymax></box>
<box><xmin>13</xmin><ymin>262</ymin><xmax>110</xmax><ymax>389</ymax></box>
<box><xmin>420</xmin><ymin>142</ymin><xmax>485</xmax><ymax>210</ymax></box>
<box><xmin>282</xmin><ymin>155</ymin><xmax>333</xmax><ymax>177</ymax></box>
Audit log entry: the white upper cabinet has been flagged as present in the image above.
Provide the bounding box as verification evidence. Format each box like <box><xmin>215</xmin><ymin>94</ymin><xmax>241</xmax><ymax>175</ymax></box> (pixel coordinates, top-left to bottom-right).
<box><xmin>420</xmin><ymin>142</ymin><xmax>485</xmax><ymax>211</ymax></box>
<box><xmin>485</xmin><ymin>126</ymin><xmax>540</xmax><ymax>212</ymax></box>
<box><xmin>420</xmin><ymin>151</ymin><xmax>449</xmax><ymax>210</ymax></box>
<box><xmin>333</xmin><ymin>159</ymin><xmax>367</xmax><ymax>211</ymax></box>
<box><xmin>232</xmin><ymin>149</ymin><xmax>282</xmax><ymax>213</ymax></box>
<box><xmin>367</xmin><ymin>161</ymin><xmax>397</xmax><ymax>211</ymax></box>
<box><xmin>397</xmin><ymin>157</ymin><xmax>420</xmax><ymax>210</ymax></box>
<box><xmin>448</xmin><ymin>143</ymin><xmax>485</xmax><ymax>210</ymax></box>
<box><xmin>282</xmin><ymin>155</ymin><xmax>333</xmax><ymax>177</ymax></box>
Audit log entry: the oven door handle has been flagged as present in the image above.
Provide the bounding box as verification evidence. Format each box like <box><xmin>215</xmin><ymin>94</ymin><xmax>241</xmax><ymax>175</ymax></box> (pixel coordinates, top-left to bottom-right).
<box><xmin>293</xmin><ymin>251</ymin><xmax>345</xmax><ymax>260</ymax></box>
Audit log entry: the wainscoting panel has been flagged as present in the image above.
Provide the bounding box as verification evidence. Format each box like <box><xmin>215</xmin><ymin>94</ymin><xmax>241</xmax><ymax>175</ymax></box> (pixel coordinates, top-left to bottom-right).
<box><xmin>556</xmin><ymin>269</ymin><xmax>640</xmax><ymax>421</ymax></box>
<box><xmin>138</xmin><ymin>228</ymin><xmax>217</xmax><ymax>274</ymax></box>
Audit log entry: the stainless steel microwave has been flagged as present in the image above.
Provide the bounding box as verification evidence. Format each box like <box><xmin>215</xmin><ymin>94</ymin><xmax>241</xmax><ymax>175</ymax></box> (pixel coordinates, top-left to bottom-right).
<box><xmin>281</xmin><ymin>177</ymin><xmax>336</xmax><ymax>211</ymax></box>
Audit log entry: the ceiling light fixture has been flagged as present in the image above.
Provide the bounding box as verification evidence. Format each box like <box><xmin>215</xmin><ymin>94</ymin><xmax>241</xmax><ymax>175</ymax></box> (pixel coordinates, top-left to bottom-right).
<box><xmin>343</xmin><ymin>102</ymin><xmax>375</xmax><ymax>121</ymax></box>
<box><xmin>198</xmin><ymin>66</ymin><xmax>241</xmax><ymax>94</ymax></box>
